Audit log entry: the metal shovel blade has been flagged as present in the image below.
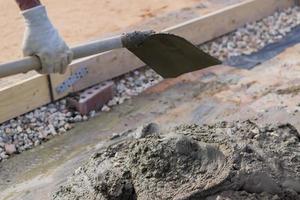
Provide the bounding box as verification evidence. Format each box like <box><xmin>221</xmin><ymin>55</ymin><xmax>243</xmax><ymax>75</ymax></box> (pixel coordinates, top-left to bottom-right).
<box><xmin>127</xmin><ymin>33</ymin><xmax>221</xmax><ymax>78</ymax></box>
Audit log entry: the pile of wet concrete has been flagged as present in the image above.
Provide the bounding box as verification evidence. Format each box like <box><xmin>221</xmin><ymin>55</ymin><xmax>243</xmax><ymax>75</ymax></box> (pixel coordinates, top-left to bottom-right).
<box><xmin>53</xmin><ymin>121</ymin><xmax>300</xmax><ymax>200</ymax></box>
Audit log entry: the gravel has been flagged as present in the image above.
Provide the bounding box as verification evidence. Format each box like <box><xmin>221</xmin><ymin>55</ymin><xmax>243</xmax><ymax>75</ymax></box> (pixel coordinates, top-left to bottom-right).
<box><xmin>201</xmin><ymin>7</ymin><xmax>300</xmax><ymax>60</ymax></box>
<box><xmin>108</xmin><ymin>68</ymin><xmax>163</xmax><ymax>107</ymax></box>
<box><xmin>1</xmin><ymin>6</ymin><xmax>300</xmax><ymax>162</ymax></box>
<box><xmin>0</xmin><ymin>99</ymin><xmax>80</xmax><ymax>160</ymax></box>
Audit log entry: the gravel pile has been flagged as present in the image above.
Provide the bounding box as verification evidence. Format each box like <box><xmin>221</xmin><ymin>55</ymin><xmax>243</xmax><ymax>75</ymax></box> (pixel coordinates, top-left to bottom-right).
<box><xmin>1</xmin><ymin>6</ymin><xmax>300</xmax><ymax>162</ymax></box>
<box><xmin>106</xmin><ymin>67</ymin><xmax>163</xmax><ymax>108</ymax></box>
<box><xmin>201</xmin><ymin>6</ymin><xmax>300</xmax><ymax>60</ymax></box>
<box><xmin>0</xmin><ymin>99</ymin><xmax>89</xmax><ymax>161</ymax></box>
<box><xmin>53</xmin><ymin>121</ymin><xmax>300</xmax><ymax>199</ymax></box>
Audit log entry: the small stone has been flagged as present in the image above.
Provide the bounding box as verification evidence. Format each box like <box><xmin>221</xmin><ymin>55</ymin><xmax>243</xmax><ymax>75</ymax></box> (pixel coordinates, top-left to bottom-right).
<box><xmin>83</xmin><ymin>116</ymin><xmax>88</xmax><ymax>121</ymax></box>
<box><xmin>74</xmin><ymin>115</ymin><xmax>83</xmax><ymax>122</ymax></box>
<box><xmin>89</xmin><ymin>110</ymin><xmax>96</xmax><ymax>118</ymax></box>
<box><xmin>60</xmin><ymin>99</ymin><xmax>67</xmax><ymax>105</ymax></box>
<box><xmin>38</xmin><ymin>130</ymin><xmax>48</xmax><ymax>139</ymax></box>
<box><xmin>34</xmin><ymin>140</ymin><xmax>41</xmax><ymax>147</ymax></box>
<box><xmin>68</xmin><ymin>118</ymin><xmax>75</xmax><ymax>123</ymax></box>
<box><xmin>118</xmin><ymin>97</ymin><xmax>126</xmax><ymax>104</ymax></box>
<box><xmin>48</xmin><ymin>125</ymin><xmax>57</xmax><ymax>136</ymax></box>
<box><xmin>58</xmin><ymin>121</ymin><xmax>65</xmax><ymax>128</ymax></box>
<box><xmin>60</xmin><ymin>104</ymin><xmax>66</xmax><ymax>110</ymax></box>
<box><xmin>49</xmin><ymin>108</ymin><xmax>57</xmax><ymax>114</ymax></box>
<box><xmin>64</xmin><ymin>123</ymin><xmax>72</xmax><ymax>131</ymax></box>
<box><xmin>110</xmin><ymin>133</ymin><xmax>120</xmax><ymax>140</ymax></box>
<box><xmin>40</xmin><ymin>106</ymin><xmax>47</xmax><ymax>111</ymax></box>
<box><xmin>4</xmin><ymin>144</ymin><xmax>17</xmax><ymax>155</ymax></box>
<box><xmin>58</xmin><ymin>128</ymin><xmax>66</xmax><ymax>134</ymax></box>
<box><xmin>101</xmin><ymin>105</ymin><xmax>111</xmax><ymax>112</ymax></box>
<box><xmin>108</xmin><ymin>99</ymin><xmax>117</xmax><ymax>107</ymax></box>
<box><xmin>52</xmin><ymin>120</ymin><xmax>60</xmax><ymax>128</ymax></box>
<box><xmin>4</xmin><ymin>128</ymin><xmax>12</xmax><ymax>134</ymax></box>
<box><xmin>0</xmin><ymin>152</ymin><xmax>8</xmax><ymax>159</ymax></box>
<box><xmin>66</xmin><ymin>112</ymin><xmax>73</xmax><ymax>118</ymax></box>
<box><xmin>17</xmin><ymin>126</ymin><xmax>22</xmax><ymax>133</ymax></box>
<box><xmin>0</xmin><ymin>142</ymin><xmax>5</xmax><ymax>148</ymax></box>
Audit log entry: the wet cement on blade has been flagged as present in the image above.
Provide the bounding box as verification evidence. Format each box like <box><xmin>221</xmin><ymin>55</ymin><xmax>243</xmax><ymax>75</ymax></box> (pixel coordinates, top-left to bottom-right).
<box><xmin>52</xmin><ymin>121</ymin><xmax>300</xmax><ymax>200</ymax></box>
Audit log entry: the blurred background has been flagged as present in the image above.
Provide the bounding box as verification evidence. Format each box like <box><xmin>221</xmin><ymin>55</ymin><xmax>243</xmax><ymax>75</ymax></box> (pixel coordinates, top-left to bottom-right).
<box><xmin>0</xmin><ymin>0</ymin><xmax>205</xmax><ymax>63</ymax></box>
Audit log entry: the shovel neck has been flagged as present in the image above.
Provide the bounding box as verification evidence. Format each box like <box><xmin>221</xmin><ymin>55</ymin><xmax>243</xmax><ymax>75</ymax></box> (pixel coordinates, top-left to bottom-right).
<box><xmin>121</xmin><ymin>30</ymin><xmax>155</xmax><ymax>49</ymax></box>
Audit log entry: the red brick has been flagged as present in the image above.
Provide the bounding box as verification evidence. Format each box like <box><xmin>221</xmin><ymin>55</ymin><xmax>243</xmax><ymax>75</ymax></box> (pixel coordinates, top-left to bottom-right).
<box><xmin>67</xmin><ymin>81</ymin><xmax>115</xmax><ymax>115</ymax></box>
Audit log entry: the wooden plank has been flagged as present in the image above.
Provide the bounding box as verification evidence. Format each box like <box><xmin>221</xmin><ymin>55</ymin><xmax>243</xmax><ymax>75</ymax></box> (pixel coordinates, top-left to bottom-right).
<box><xmin>165</xmin><ymin>0</ymin><xmax>295</xmax><ymax>44</ymax></box>
<box><xmin>50</xmin><ymin>50</ymin><xmax>143</xmax><ymax>99</ymax></box>
<box><xmin>0</xmin><ymin>71</ymin><xmax>38</xmax><ymax>88</ymax></box>
<box><xmin>0</xmin><ymin>75</ymin><xmax>51</xmax><ymax>123</ymax></box>
<box><xmin>48</xmin><ymin>66</ymin><xmax>72</xmax><ymax>100</ymax></box>
<box><xmin>71</xmin><ymin>50</ymin><xmax>143</xmax><ymax>92</ymax></box>
<box><xmin>51</xmin><ymin>0</ymin><xmax>295</xmax><ymax>98</ymax></box>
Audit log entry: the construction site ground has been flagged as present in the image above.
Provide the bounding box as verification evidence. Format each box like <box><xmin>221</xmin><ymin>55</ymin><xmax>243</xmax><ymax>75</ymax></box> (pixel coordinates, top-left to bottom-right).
<box><xmin>2</xmin><ymin>0</ymin><xmax>300</xmax><ymax>199</ymax></box>
<box><xmin>1</xmin><ymin>36</ymin><xmax>300</xmax><ymax>199</ymax></box>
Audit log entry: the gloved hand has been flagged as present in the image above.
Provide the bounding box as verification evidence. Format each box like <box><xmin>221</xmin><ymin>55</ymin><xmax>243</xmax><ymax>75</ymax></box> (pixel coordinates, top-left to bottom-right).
<box><xmin>21</xmin><ymin>5</ymin><xmax>73</xmax><ymax>74</ymax></box>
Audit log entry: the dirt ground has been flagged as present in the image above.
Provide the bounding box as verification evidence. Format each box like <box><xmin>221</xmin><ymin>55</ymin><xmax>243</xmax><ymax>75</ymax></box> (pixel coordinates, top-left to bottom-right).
<box><xmin>0</xmin><ymin>0</ymin><xmax>210</xmax><ymax>64</ymax></box>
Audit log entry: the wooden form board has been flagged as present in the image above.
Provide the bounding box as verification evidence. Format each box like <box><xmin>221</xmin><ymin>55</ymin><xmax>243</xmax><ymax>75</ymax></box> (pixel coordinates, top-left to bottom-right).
<box><xmin>165</xmin><ymin>0</ymin><xmax>296</xmax><ymax>44</ymax></box>
<box><xmin>50</xmin><ymin>0</ymin><xmax>296</xmax><ymax>100</ymax></box>
<box><xmin>0</xmin><ymin>75</ymin><xmax>51</xmax><ymax>123</ymax></box>
<box><xmin>0</xmin><ymin>0</ymin><xmax>296</xmax><ymax>123</ymax></box>
<box><xmin>70</xmin><ymin>50</ymin><xmax>143</xmax><ymax>93</ymax></box>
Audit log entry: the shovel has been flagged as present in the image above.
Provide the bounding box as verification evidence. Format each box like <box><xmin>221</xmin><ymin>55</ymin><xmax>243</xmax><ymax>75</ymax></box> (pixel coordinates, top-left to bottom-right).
<box><xmin>0</xmin><ymin>30</ymin><xmax>221</xmax><ymax>79</ymax></box>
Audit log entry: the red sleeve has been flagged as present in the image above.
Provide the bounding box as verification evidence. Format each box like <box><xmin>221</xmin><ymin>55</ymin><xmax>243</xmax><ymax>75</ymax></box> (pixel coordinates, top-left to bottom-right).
<box><xmin>15</xmin><ymin>0</ymin><xmax>41</xmax><ymax>11</ymax></box>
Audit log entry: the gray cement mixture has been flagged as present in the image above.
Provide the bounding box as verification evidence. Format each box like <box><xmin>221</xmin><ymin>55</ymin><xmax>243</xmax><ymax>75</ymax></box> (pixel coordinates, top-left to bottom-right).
<box><xmin>52</xmin><ymin>121</ymin><xmax>300</xmax><ymax>200</ymax></box>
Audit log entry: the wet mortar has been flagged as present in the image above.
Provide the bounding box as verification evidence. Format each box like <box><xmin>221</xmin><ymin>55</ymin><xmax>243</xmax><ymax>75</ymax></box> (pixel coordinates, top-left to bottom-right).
<box><xmin>52</xmin><ymin>121</ymin><xmax>300</xmax><ymax>200</ymax></box>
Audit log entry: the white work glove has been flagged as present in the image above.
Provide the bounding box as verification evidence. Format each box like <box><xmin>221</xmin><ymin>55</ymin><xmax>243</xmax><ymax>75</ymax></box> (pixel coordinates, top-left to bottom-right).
<box><xmin>21</xmin><ymin>5</ymin><xmax>73</xmax><ymax>74</ymax></box>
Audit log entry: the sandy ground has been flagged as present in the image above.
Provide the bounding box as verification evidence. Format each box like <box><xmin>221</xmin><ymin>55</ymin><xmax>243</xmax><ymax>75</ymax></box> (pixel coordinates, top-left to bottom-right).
<box><xmin>0</xmin><ymin>0</ymin><xmax>206</xmax><ymax>64</ymax></box>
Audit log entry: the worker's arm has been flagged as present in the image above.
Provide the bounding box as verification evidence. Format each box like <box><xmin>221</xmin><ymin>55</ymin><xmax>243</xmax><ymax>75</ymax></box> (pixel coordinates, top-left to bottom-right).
<box><xmin>15</xmin><ymin>0</ymin><xmax>73</xmax><ymax>74</ymax></box>
<box><xmin>15</xmin><ymin>0</ymin><xmax>41</xmax><ymax>10</ymax></box>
